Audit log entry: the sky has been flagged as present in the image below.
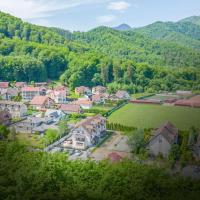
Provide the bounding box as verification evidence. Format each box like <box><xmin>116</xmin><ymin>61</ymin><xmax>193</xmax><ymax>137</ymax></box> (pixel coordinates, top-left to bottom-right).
<box><xmin>0</xmin><ymin>0</ymin><xmax>200</xmax><ymax>31</ymax></box>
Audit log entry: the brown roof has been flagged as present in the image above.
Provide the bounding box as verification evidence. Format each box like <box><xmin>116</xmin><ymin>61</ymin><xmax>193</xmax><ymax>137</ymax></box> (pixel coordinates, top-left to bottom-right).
<box><xmin>60</xmin><ymin>104</ymin><xmax>81</xmax><ymax>113</ymax></box>
<box><xmin>30</xmin><ymin>96</ymin><xmax>49</xmax><ymax>106</ymax></box>
<box><xmin>73</xmin><ymin>99</ymin><xmax>93</xmax><ymax>106</ymax></box>
<box><xmin>74</xmin><ymin>114</ymin><xmax>106</xmax><ymax>134</ymax></box>
<box><xmin>150</xmin><ymin>122</ymin><xmax>178</xmax><ymax>144</ymax></box>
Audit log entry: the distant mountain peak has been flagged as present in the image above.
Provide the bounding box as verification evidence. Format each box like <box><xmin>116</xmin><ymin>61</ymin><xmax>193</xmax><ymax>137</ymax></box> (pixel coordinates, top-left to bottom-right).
<box><xmin>180</xmin><ymin>16</ymin><xmax>200</xmax><ymax>26</ymax></box>
<box><xmin>113</xmin><ymin>24</ymin><xmax>132</xmax><ymax>31</ymax></box>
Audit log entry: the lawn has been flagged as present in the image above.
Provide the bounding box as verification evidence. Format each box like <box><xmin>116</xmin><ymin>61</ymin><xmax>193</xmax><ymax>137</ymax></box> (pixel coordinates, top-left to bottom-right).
<box><xmin>16</xmin><ymin>133</ymin><xmax>44</xmax><ymax>149</ymax></box>
<box><xmin>108</xmin><ymin>104</ymin><xmax>200</xmax><ymax>130</ymax></box>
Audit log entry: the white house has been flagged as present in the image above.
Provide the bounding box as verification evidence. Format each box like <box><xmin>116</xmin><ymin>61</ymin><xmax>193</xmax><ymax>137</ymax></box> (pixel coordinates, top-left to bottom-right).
<box><xmin>62</xmin><ymin>115</ymin><xmax>106</xmax><ymax>150</ymax></box>
<box><xmin>147</xmin><ymin>122</ymin><xmax>178</xmax><ymax>158</ymax></box>
<box><xmin>21</xmin><ymin>86</ymin><xmax>46</xmax><ymax>101</ymax></box>
<box><xmin>47</xmin><ymin>88</ymin><xmax>67</xmax><ymax>104</ymax></box>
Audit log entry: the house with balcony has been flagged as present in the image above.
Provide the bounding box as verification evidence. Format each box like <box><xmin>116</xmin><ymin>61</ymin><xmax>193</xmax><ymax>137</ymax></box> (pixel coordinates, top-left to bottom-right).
<box><xmin>62</xmin><ymin>115</ymin><xmax>106</xmax><ymax>150</ymax></box>
<box><xmin>0</xmin><ymin>88</ymin><xmax>19</xmax><ymax>100</ymax></box>
<box><xmin>47</xmin><ymin>88</ymin><xmax>67</xmax><ymax>104</ymax></box>
<box><xmin>0</xmin><ymin>100</ymin><xmax>27</xmax><ymax>118</ymax></box>
<box><xmin>21</xmin><ymin>86</ymin><xmax>46</xmax><ymax>101</ymax></box>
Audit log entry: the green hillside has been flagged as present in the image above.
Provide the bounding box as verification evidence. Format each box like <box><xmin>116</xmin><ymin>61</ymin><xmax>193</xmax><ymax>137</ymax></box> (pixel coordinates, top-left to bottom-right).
<box><xmin>0</xmin><ymin>11</ymin><xmax>200</xmax><ymax>92</ymax></box>
<box><xmin>134</xmin><ymin>20</ymin><xmax>200</xmax><ymax>50</ymax></box>
<box><xmin>180</xmin><ymin>16</ymin><xmax>200</xmax><ymax>26</ymax></box>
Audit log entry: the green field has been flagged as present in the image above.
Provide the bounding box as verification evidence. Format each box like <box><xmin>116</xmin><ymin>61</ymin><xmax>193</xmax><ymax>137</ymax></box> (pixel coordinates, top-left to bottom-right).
<box><xmin>108</xmin><ymin>104</ymin><xmax>200</xmax><ymax>130</ymax></box>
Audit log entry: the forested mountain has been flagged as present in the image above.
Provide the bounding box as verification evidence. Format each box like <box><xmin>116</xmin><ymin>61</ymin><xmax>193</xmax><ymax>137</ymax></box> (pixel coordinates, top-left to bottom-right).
<box><xmin>0</xmin><ymin>11</ymin><xmax>200</xmax><ymax>92</ymax></box>
<box><xmin>135</xmin><ymin>20</ymin><xmax>200</xmax><ymax>50</ymax></box>
<box><xmin>180</xmin><ymin>16</ymin><xmax>200</xmax><ymax>26</ymax></box>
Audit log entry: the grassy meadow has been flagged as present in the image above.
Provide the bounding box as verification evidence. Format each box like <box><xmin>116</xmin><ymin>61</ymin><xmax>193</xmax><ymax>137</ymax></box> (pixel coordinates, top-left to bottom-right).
<box><xmin>108</xmin><ymin>103</ymin><xmax>200</xmax><ymax>130</ymax></box>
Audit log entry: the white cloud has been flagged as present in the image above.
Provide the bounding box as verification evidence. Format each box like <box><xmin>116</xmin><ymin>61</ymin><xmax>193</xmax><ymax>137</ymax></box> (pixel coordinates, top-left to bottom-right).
<box><xmin>107</xmin><ymin>1</ymin><xmax>131</xmax><ymax>11</ymax></box>
<box><xmin>0</xmin><ymin>0</ymin><xmax>107</xmax><ymax>20</ymax></box>
<box><xmin>97</xmin><ymin>15</ymin><xmax>116</xmax><ymax>23</ymax></box>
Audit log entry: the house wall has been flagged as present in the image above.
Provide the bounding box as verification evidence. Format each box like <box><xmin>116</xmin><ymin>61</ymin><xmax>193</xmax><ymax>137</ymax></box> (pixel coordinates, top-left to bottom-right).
<box><xmin>148</xmin><ymin>135</ymin><xmax>171</xmax><ymax>158</ymax></box>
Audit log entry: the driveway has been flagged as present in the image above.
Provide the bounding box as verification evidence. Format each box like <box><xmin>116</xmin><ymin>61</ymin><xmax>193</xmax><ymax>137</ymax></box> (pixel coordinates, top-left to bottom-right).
<box><xmin>90</xmin><ymin>132</ymin><xmax>132</xmax><ymax>161</ymax></box>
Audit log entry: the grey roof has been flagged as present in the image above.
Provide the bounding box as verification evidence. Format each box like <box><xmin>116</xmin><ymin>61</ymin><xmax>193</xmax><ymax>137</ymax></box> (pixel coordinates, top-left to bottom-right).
<box><xmin>150</xmin><ymin>122</ymin><xmax>178</xmax><ymax>144</ymax></box>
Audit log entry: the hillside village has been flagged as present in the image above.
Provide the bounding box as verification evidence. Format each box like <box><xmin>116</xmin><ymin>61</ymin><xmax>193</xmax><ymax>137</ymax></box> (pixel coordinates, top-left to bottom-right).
<box><xmin>0</xmin><ymin>80</ymin><xmax>200</xmax><ymax>174</ymax></box>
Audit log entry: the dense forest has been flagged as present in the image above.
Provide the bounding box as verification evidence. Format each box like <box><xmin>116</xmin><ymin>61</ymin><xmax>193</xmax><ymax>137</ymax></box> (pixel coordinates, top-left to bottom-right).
<box><xmin>0</xmin><ymin>11</ymin><xmax>200</xmax><ymax>92</ymax></box>
<box><xmin>0</xmin><ymin>141</ymin><xmax>200</xmax><ymax>200</ymax></box>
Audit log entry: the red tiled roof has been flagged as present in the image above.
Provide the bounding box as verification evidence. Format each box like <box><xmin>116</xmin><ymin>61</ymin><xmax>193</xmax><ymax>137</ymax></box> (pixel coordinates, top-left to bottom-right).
<box><xmin>60</xmin><ymin>104</ymin><xmax>81</xmax><ymax>113</ymax></box>
<box><xmin>30</xmin><ymin>96</ymin><xmax>49</xmax><ymax>106</ymax></box>
<box><xmin>74</xmin><ymin>99</ymin><xmax>93</xmax><ymax>106</ymax></box>
<box><xmin>0</xmin><ymin>82</ymin><xmax>9</xmax><ymax>88</ymax></box>
<box><xmin>21</xmin><ymin>86</ymin><xmax>43</xmax><ymax>92</ymax></box>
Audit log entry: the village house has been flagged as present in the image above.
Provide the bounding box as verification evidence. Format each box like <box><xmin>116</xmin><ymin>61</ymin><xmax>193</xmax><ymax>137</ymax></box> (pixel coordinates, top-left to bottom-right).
<box><xmin>147</xmin><ymin>122</ymin><xmax>179</xmax><ymax>158</ymax></box>
<box><xmin>92</xmin><ymin>86</ymin><xmax>106</xmax><ymax>95</ymax></box>
<box><xmin>15</xmin><ymin>82</ymin><xmax>26</xmax><ymax>88</ymax></box>
<box><xmin>62</xmin><ymin>115</ymin><xmax>106</xmax><ymax>150</ymax></box>
<box><xmin>0</xmin><ymin>82</ymin><xmax>9</xmax><ymax>89</ymax></box>
<box><xmin>0</xmin><ymin>110</ymin><xmax>12</xmax><ymax>125</ymax></box>
<box><xmin>21</xmin><ymin>86</ymin><xmax>46</xmax><ymax>101</ymax></box>
<box><xmin>13</xmin><ymin>116</ymin><xmax>55</xmax><ymax>134</ymax></box>
<box><xmin>30</xmin><ymin>96</ymin><xmax>55</xmax><ymax>110</ymax></box>
<box><xmin>47</xmin><ymin>88</ymin><xmax>67</xmax><ymax>104</ymax></box>
<box><xmin>0</xmin><ymin>100</ymin><xmax>27</xmax><ymax>118</ymax></box>
<box><xmin>75</xmin><ymin>86</ymin><xmax>91</xmax><ymax>96</ymax></box>
<box><xmin>92</xmin><ymin>94</ymin><xmax>105</xmax><ymax>104</ymax></box>
<box><xmin>60</xmin><ymin>104</ymin><xmax>82</xmax><ymax>114</ymax></box>
<box><xmin>0</xmin><ymin>88</ymin><xmax>19</xmax><ymax>100</ymax></box>
<box><xmin>73</xmin><ymin>98</ymin><xmax>93</xmax><ymax>109</ymax></box>
<box><xmin>115</xmin><ymin>90</ymin><xmax>130</xmax><ymax>100</ymax></box>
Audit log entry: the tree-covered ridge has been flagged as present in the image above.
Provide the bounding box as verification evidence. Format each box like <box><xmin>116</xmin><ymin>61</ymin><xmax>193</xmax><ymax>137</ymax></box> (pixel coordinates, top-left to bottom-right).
<box><xmin>70</xmin><ymin>26</ymin><xmax>200</xmax><ymax>68</ymax></box>
<box><xmin>134</xmin><ymin>20</ymin><xmax>200</xmax><ymax>50</ymax></box>
<box><xmin>180</xmin><ymin>16</ymin><xmax>200</xmax><ymax>26</ymax></box>
<box><xmin>0</xmin><ymin>11</ymin><xmax>67</xmax><ymax>45</ymax></box>
<box><xmin>0</xmin><ymin>38</ymin><xmax>69</xmax><ymax>81</ymax></box>
<box><xmin>0</xmin><ymin>142</ymin><xmax>200</xmax><ymax>200</ymax></box>
<box><xmin>0</xmin><ymin>11</ymin><xmax>200</xmax><ymax>92</ymax></box>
